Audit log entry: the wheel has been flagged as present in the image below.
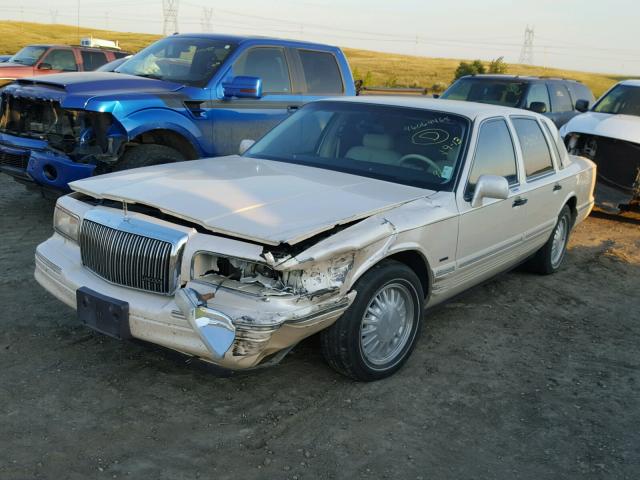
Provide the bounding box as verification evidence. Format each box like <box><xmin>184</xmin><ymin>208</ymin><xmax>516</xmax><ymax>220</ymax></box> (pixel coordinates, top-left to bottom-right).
<box><xmin>114</xmin><ymin>144</ymin><xmax>186</xmax><ymax>171</ymax></box>
<box><xmin>527</xmin><ymin>205</ymin><xmax>573</xmax><ymax>275</ymax></box>
<box><xmin>320</xmin><ymin>259</ymin><xmax>424</xmax><ymax>381</ymax></box>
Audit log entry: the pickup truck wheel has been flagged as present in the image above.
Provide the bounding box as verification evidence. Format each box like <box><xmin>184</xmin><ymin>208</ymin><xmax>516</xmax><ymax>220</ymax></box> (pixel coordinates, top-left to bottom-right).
<box><xmin>527</xmin><ymin>205</ymin><xmax>573</xmax><ymax>275</ymax></box>
<box><xmin>320</xmin><ymin>260</ymin><xmax>424</xmax><ymax>381</ymax></box>
<box><xmin>114</xmin><ymin>144</ymin><xmax>186</xmax><ymax>171</ymax></box>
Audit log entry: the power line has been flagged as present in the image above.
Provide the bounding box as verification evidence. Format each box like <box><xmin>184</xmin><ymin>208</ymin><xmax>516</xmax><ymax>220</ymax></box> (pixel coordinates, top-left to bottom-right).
<box><xmin>162</xmin><ymin>0</ymin><xmax>179</xmax><ymax>36</ymax></box>
<box><xmin>519</xmin><ymin>25</ymin><xmax>535</xmax><ymax>65</ymax></box>
<box><xmin>201</xmin><ymin>7</ymin><xmax>212</xmax><ymax>33</ymax></box>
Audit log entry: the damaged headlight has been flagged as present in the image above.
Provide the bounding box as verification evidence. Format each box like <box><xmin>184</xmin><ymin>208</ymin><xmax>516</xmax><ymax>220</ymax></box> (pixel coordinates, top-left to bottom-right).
<box><xmin>191</xmin><ymin>252</ymin><xmax>285</xmax><ymax>291</ymax></box>
<box><xmin>53</xmin><ymin>204</ymin><xmax>80</xmax><ymax>242</ymax></box>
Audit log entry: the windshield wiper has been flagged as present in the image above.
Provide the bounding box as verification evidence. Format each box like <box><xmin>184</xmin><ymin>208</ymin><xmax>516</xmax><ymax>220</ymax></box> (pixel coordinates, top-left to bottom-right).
<box><xmin>135</xmin><ymin>73</ymin><xmax>163</xmax><ymax>80</ymax></box>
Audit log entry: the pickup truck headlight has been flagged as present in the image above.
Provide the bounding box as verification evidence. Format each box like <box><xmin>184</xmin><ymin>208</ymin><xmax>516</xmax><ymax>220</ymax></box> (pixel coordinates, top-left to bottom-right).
<box><xmin>53</xmin><ymin>205</ymin><xmax>80</xmax><ymax>242</ymax></box>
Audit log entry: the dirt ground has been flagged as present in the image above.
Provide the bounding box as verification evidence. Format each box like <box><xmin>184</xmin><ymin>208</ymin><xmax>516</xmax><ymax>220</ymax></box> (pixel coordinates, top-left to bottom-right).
<box><xmin>0</xmin><ymin>174</ymin><xmax>639</xmax><ymax>480</ymax></box>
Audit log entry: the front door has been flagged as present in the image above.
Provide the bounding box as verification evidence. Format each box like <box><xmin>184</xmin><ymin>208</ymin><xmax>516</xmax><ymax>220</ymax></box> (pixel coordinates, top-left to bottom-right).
<box><xmin>209</xmin><ymin>46</ymin><xmax>301</xmax><ymax>156</ymax></box>
<box><xmin>454</xmin><ymin>118</ymin><xmax>526</xmax><ymax>292</ymax></box>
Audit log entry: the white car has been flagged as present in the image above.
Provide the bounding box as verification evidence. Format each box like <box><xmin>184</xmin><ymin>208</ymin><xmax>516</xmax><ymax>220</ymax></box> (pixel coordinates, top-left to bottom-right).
<box><xmin>560</xmin><ymin>80</ymin><xmax>640</xmax><ymax>212</ymax></box>
<box><xmin>35</xmin><ymin>97</ymin><xmax>596</xmax><ymax>381</ymax></box>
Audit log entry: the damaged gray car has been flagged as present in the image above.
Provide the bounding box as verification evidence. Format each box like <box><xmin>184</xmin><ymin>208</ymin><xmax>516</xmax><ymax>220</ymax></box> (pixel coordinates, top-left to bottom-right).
<box><xmin>35</xmin><ymin>97</ymin><xmax>595</xmax><ymax>381</ymax></box>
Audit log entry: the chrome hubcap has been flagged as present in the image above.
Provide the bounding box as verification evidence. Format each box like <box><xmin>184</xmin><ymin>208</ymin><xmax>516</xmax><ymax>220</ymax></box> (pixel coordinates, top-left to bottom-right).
<box><xmin>360</xmin><ymin>282</ymin><xmax>415</xmax><ymax>366</ymax></box>
<box><xmin>551</xmin><ymin>216</ymin><xmax>568</xmax><ymax>267</ymax></box>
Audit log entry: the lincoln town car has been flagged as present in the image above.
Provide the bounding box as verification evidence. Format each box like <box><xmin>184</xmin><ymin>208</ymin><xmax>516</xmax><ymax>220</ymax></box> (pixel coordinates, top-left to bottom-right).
<box><xmin>34</xmin><ymin>97</ymin><xmax>596</xmax><ymax>381</ymax></box>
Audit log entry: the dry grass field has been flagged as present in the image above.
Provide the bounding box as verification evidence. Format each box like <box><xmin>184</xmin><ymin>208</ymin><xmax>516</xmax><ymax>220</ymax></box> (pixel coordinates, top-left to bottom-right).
<box><xmin>0</xmin><ymin>21</ymin><xmax>635</xmax><ymax>97</ymax></box>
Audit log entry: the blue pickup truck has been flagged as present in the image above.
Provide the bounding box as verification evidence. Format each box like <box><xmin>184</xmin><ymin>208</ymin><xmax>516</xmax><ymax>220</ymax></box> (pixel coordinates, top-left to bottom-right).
<box><xmin>0</xmin><ymin>34</ymin><xmax>355</xmax><ymax>194</ymax></box>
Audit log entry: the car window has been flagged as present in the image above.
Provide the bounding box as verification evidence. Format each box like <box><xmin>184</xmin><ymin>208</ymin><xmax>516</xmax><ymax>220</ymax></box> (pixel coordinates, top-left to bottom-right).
<box><xmin>246</xmin><ymin>102</ymin><xmax>470</xmax><ymax>191</ymax></box>
<box><xmin>441</xmin><ymin>78</ymin><xmax>526</xmax><ymax>107</ymax></box>
<box><xmin>233</xmin><ymin>47</ymin><xmax>291</xmax><ymax>94</ymax></box>
<box><xmin>43</xmin><ymin>49</ymin><xmax>77</xmax><ymax>71</ymax></box>
<box><xmin>526</xmin><ymin>83</ymin><xmax>550</xmax><ymax>112</ymax></box>
<box><xmin>569</xmin><ymin>82</ymin><xmax>595</xmax><ymax>104</ymax></box>
<box><xmin>81</xmin><ymin>51</ymin><xmax>108</xmax><ymax>71</ymax></box>
<box><xmin>116</xmin><ymin>37</ymin><xmax>236</xmax><ymax>87</ymax></box>
<box><xmin>548</xmin><ymin>83</ymin><xmax>573</xmax><ymax>112</ymax></box>
<box><xmin>9</xmin><ymin>46</ymin><xmax>47</xmax><ymax>66</ymax></box>
<box><xmin>298</xmin><ymin>50</ymin><xmax>343</xmax><ymax>94</ymax></box>
<box><xmin>465</xmin><ymin>119</ymin><xmax>518</xmax><ymax>197</ymax></box>
<box><xmin>512</xmin><ymin>118</ymin><xmax>555</xmax><ymax>178</ymax></box>
<box><xmin>593</xmin><ymin>84</ymin><xmax>640</xmax><ymax>116</ymax></box>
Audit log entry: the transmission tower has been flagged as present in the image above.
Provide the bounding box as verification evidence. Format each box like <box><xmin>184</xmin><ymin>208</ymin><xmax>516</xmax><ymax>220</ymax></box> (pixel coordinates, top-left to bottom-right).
<box><xmin>201</xmin><ymin>7</ymin><xmax>213</xmax><ymax>32</ymax></box>
<box><xmin>162</xmin><ymin>0</ymin><xmax>179</xmax><ymax>36</ymax></box>
<box><xmin>50</xmin><ymin>9</ymin><xmax>58</xmax><ymax>24</ymax></box>
<box><xmin>518</xmin><ymin>25</ymin><xmax>535</xmax><ymax>65</ymax></box>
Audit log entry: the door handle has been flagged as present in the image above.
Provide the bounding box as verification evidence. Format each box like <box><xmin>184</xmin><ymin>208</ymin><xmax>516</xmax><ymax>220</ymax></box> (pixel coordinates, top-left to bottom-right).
<box><xmin>512</xmin><ymin>197</ymin><xmax>528</xmax><ymax>207</ymax></box>
<box><xmin>553</xmin><ymin>184</ymin><xmax>562</xmax><ymax>191</ymax></box>
<box><xmin>287</xmin><ymin>105</ymin><xmax>299</xmax><ymax>113</ymax></box>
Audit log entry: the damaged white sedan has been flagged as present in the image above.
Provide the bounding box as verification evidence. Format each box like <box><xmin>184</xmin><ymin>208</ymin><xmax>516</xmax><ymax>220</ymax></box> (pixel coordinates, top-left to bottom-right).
<box><xmin>35</xmin><ymin>97</ymin><xmax>596</xmax><ymax>381</ymax></box>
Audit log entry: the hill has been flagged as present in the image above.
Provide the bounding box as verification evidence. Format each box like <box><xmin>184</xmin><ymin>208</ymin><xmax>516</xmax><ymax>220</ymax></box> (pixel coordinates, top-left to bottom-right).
<box><xmin>0</xmin><ymin>21</ymin><xmax>632</xmax><ymax>97</ymax></box>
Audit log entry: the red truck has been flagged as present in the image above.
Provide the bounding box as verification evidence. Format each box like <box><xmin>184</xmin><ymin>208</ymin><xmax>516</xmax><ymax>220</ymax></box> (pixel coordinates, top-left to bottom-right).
<box><xmin>0</xmin><ymin>44</ymin><xmax>129</xmax><ymax>87</ymax></box>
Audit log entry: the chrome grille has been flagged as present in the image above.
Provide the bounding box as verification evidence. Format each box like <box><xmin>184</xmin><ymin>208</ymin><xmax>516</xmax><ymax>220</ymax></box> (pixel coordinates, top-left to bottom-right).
<box><xmin>80</xmin><ymin>218</ymin><xmax>177</xmax><ymax>294</ymax></box>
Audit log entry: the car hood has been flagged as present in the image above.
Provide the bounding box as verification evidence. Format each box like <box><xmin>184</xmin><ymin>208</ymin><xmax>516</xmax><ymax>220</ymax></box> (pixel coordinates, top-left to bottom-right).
<box><xmin>0</xmin><ymin>63</ymin><xmax>33</xmax><ymax>76</ymax></box>
<box><xmin>560</xmin><ymin>111</ymin><xmax>640</xmax><ymax>144</ymax></box>
<box><xmin>5</xmin><ymin>72</ymin><xmax>185</xmax><ymax>109</ymax></box>
<box><xmin>70</xmin><ymin>156</ymin><xmax>434</xmax><ymax>246</ymax></box>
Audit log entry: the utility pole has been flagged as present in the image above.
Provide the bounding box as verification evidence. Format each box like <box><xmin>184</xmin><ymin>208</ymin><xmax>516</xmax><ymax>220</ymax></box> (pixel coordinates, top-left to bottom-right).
<box><xmin>105</xmin><ymin>11</ymin><xmax>110</xmax><ymax>30</ymax></box>
<box><xmin>201</xmin><ymin>7</ymin><xmax>213</xmax><ymax>33</ymax></box>
<box><xmin>162</xmin><ymin>0</ymin><xmax>179</xmax><ymax>36</ymax></box>
<box><xmin>518</xmin><ymin>25</ymin><xmax>535</xmax><ymax>65</ymax></box>
<box><xmin>49</xmin><ymin>9</ymin><xmax>58</xmax><ymax>24</ymax></box>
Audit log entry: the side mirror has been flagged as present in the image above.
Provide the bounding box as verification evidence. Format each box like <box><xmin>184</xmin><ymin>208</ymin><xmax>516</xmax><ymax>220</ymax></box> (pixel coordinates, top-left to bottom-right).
<box><xmin>239</xmin><ymin>139</ymin><xmax>255</xmax><ymax>155</ymax></box>
<box><xmin>471</xmin><ymin>175</ymin><xmax>510</xmax><ymax>208</ymax></box>
<box><xmin>38</xmin><ymin>63</ymin><xmax>52</xmax><ymax>71</ymax></box>
<box><xmin>222</xmin><ymin>76</ymin><xmax>262</xmax><ymax>99</ymax></box>
<box><xmin>528</xmin><ymin>101</ymin><xmax>547</xmax><ymax>114</ymax></box>
<box><xmin>575</xmin><ymin>99</ymin><xmax>589</xmax><ymax>112</ymax></box>
<box><xmin>432</xmin><ymin>94</ymin><xmax>440</xmax><ymax>99</ymax></box>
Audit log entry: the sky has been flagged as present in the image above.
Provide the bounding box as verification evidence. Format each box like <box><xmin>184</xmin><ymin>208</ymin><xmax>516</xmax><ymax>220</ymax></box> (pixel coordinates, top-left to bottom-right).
<box><xmin>1</xmin><ymin>0</ymin><xmax>639</xmax><ymax>75</ymax></box>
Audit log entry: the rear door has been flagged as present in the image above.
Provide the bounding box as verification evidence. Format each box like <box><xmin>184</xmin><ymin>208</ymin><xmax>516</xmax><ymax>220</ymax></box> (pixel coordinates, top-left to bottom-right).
<box><xmin>209</xmin><ymin>46</ymin><xmax>301</xmax><ymax>156</ymax></box>
<box><xmin>546</xmin><ymin>81</ymin><xmax>575</xmax><ymax>127</ymax></box>
<box><xmin>509</xmin><ymin>116</ymin><xmax>564</xmax><ymax>253</ymax></box>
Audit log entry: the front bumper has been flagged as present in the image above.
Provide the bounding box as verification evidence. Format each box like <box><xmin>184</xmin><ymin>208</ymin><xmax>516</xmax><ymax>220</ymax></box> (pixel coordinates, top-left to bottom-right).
<box><xmin>0</xmin><ymin>136</ymin><xmax>95</xmax><ymax>192</ymax></box>
<box><xmin>34</xmin><ymin>234</ymin><xmax>354</xmax><ymax>369</ymax></box>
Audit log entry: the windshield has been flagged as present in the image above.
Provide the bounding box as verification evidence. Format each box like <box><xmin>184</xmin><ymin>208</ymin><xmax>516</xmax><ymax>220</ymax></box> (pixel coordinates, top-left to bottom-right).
<box><xmin>442</xmin><ymin>78</ymin><xmax>526</xmax><ymax>107</ymax></box>
<box><xmin>592</xmin><ymin>84</ymin><xmax>640</xmax><ymax>116</ymax></box>
<box><xmin>9</xmin><ymin>46</ymin><xmax>47</xmax><ymax>66</ymax></box>
<box><xmin>115</xmin><ymin>37</ymin><xmax>236</xmax><ymax>87</ymax></box>
<box><xmin>246</xmin><ymin>102</ymin><xmax>470</xmax><ymax>191</ymax></box>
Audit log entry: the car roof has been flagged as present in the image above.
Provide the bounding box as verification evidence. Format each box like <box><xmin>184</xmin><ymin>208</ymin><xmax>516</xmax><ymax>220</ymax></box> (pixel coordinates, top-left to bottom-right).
<box><xmin>618</xmin><ymin>79</ymin><xmax>640</xmax><ymax>87</ymax></box>
<box><xmin>319</xmin><ymin>96</ymin><xmax>539</xmax><ymax>121</ymax></box>
<box><xmin>23</xmin><ymin>44</ymin><xmax>122</xmax><ymax>52</ymax></box>
<box><xmin>460</xmin><ymin>74</ymin><xmax>584</xmax><ymax>84</ymax></box>
<box><xmin>172</xmin><ymin>33</ymin><xmax>339</xmax><ymax>50</ymax></box>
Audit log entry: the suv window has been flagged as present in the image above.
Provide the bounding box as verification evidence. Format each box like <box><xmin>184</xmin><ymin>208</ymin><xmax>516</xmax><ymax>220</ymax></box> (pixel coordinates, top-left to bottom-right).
<box><xmin>466</xmin><ymin>118</ymin><xmax>518</xmax><ymax>197</ymax></box>
<box><xmin>441</xmin><ymin>78</ymin><xmax>526</xmax><ymax>107</ymax></box>
<box><xmin>43</xmin><ymin>49</ymin><xmax>77</xmax><ymax>71</ymax></box>
<box><xmin>298</xmin><ymin>50</ymin><xmax>343</xmax><ymax>94</ymax></box>
<box><xmin>568</xmin><ymin>82</ymin><xmax>594</xmax><ymax>105</ymax></box>
<box><xmin>233</xmin><ymin>47</ymin><xmax>291</xmax><ymax>94</ymax></box>
<box><xmin>81</xmin><ymin>50</ymin><xmax>108</xmax><ymax>71</ymax></box>
<box><xmin>548</xmin><ymin>83</ymin><xmax>573</xmax><ymax>112</ymax></box>
<box><xmin>526</xmin><ymin>83</ymin><xmax>550</xmax><ymax>113</ymax></box>
<box><xmin>512</xmin><ymin>118</ymin><xmax>555</xmax><ymax>178</ymax></box>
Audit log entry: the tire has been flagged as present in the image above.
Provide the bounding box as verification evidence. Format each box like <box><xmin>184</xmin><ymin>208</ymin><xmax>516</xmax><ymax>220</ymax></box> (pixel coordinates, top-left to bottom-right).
<box><xmin>320</xmin><ymin>259</ymin><xmax>424</xmax><ymax>381</ymax></box>
<box><xmin>114</xmin><ymin>144</ymin><xmax>186</xmax><ymax>171</ymax></box>
<box><xmin>527</xmin><ymin>205</ymin><xmax>573</xmax><ymax>275</ymax></box>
